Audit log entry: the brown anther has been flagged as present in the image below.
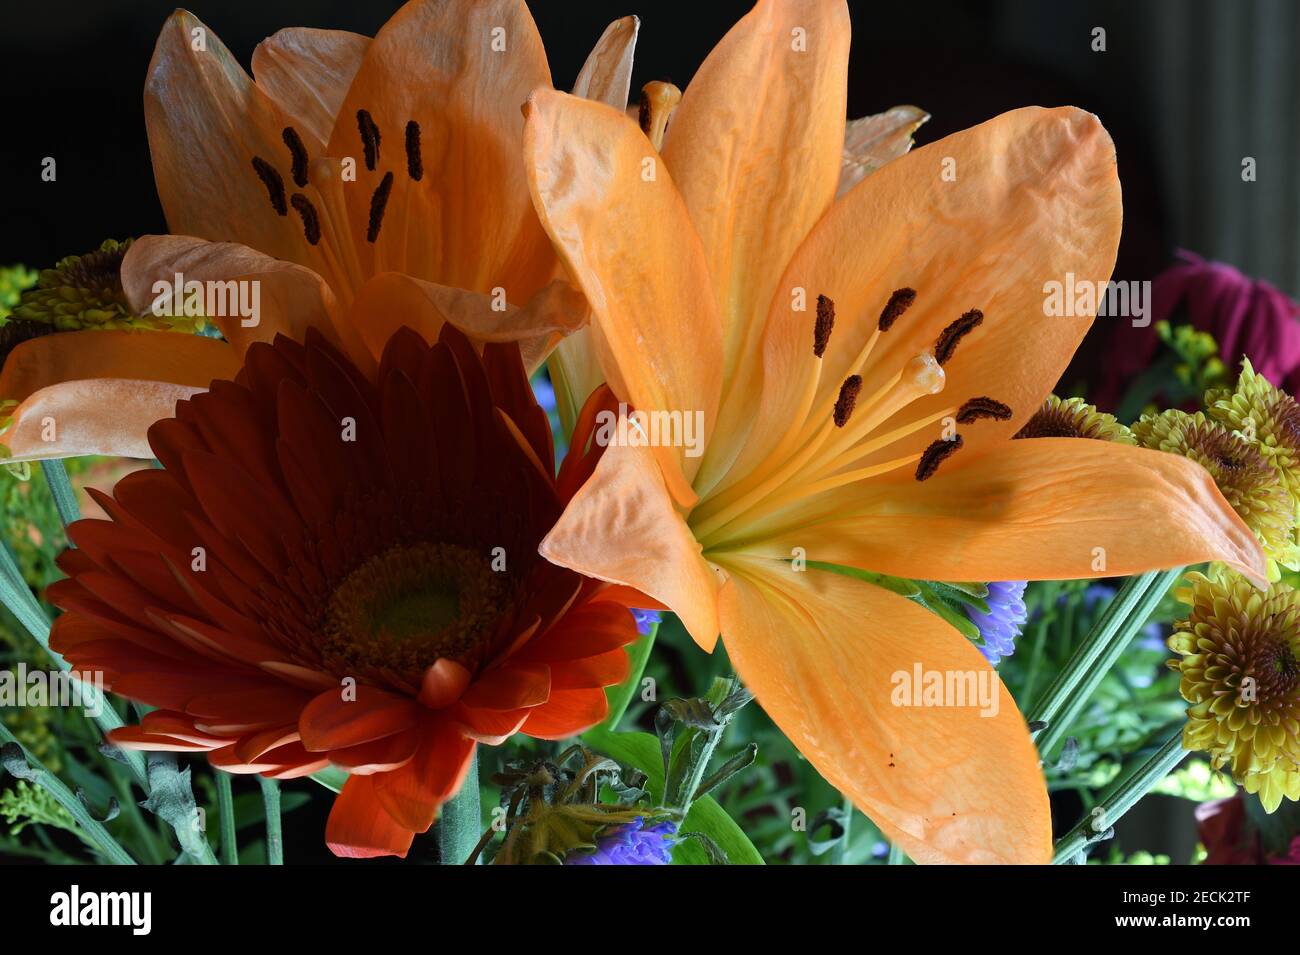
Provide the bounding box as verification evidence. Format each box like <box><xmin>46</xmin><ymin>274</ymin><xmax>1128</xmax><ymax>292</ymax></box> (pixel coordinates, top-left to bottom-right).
<box><xmin>367</xmin><ymin>171</ymin><xmax>395</xmax><ymax>243</ymax></box>
<box><xmin>813</xmin><ymin>294</ymin><xmax>835</xmax><ymax>358</ymax></box>
<box><xmin>405</xmin><ymin>120</ymin><xmax>423</xmax><ymax>182</ymax></box>
<box><xmin>251</xmin><ymin>157</ymin><xmax>287</xmax><ymax>216</ymax></box>
<box><xmin>833</xmin><ymin>375</ymin><xmax>863</xmax><ymax>428</ymax></box>
<box><xmin>282</xmin><ymin>126</ymin><xmax>309</xmax><ymax>187</ymax></box>
<box><xmin>357</xmin><ymin>109</ymin><xmax>381</xmax><ymax>171</ymax></box>
<box><xmin>878</xmin><ymin>287</ymin><xmax>916</xmax><ymax>331</ymax></box>
<box><xmin>934</xmin><ymin>308</ymin><xmax>983</xmax><ymax>365</ymax></box>
<box><xmin>290</xmin><ymin>194</ymin><xmax>321</xmax><ymax>246</ymax></box>
<box><xmin>915</xmin><ymin>435</ymin><xmax>963</xmax><ymax>481</ymax></box>
<box><xmin>955</xmin><ymin>396</ymin><xmax>1012</xmax><ymax>424</ymax></box>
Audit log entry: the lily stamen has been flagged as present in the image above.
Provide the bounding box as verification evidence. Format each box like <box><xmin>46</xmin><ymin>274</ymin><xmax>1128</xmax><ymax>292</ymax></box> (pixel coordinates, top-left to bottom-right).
<box><xmin>282</xmin><ymin>126</ymin><xmax>310</xmax><ymax>187</ymax></box>
<box><xmin>956</xmin><ymin>396</ymin><xmax>1012</xmax><ymax>424</ymax></box>
<box><xmin>367</xmin><ymin>171</ymin><xmax>395</xmax><ymax>243</ymax></box>
<box><xmin>915</xmin><ymin>434</ymin><xmax>964</xmax><ymax>481</ymax></box>
<box><xmin>934</xmin><ymin>308</ymin><xmax>983</xmax><ymax>365</ymax></box>
<box><xmin>638</xmin><ymin>80</ymin><xmax>681</xmax><ymax>151</ymax></box>
<box><xmin>878</xmin><ymin>287</ymin><xmax>916</xmax><ymax>331</ymax></box>
<box><xmin>813</xmin><ymin>294</ymin><xmax>834</xmax><ymax>357</ymax></box>
<box><xmin>250</xmin><ymin>156</ymin><xmax>287</xmax><ymax>215</ymax></box>
<box><xmin>405</xmin><ymin>120</ymin><xmax>424</xmax><ymax>182</ymax></box>
<box><xmin>289</xmin><ymin>193</ymin><xmax>321</xmax><ymax>246</ymax></box>
<box><xmin>832</xmin><ymin>374</ymin><xmax>862</xmax><ymax>427</ymax></box>
<box><xmin>357</xmin><ymin>108</ymin><xmax>381</xmax><ymax>171</ymax></box>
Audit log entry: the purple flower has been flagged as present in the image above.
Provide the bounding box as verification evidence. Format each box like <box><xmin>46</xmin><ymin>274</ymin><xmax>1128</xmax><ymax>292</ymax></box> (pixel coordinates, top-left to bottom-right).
<box><xmin>966</xmin><ymin>581</ymin><xmax>1028</xmax><ymax>665</ymax></box>
<box><xmin>631</xmin><ymin>608</ymin><xmax>662</xmax><ymax>635</ymax></box>
<box><xmin>566</xmin><ymin>817</ymin><xmax>677</xmax><ymax>865</ymax></box>
<box><xmin>1096</xmin><ymin>251</ymin><xmax>1300</xmax><ymax>408</ymax></box>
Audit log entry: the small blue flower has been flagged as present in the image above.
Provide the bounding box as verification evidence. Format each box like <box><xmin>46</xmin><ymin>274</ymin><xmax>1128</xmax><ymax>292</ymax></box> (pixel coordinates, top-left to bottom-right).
<box><xmin>566</xmin><ymin>817</ymin><xmax>677</xmax><ymax>865</ymax></box>
<box><xmin>967</xmin><ymin>581</ymin><xmax>1028</xmax><ymax>665</ymax></box>
<box><xmin>631</xmin><ymin>608</ymin><xmax>662</xmax><ymax>635</ymax></box>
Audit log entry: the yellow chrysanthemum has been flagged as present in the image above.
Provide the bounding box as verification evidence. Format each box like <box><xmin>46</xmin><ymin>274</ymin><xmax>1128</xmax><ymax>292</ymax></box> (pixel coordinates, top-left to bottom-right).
<box><xmin>1134</xmin><ymin>409</ymin><xmax>1296</xmax><ymax>570</ymax></box>
<box><xmin>1208</xmin><ymin>358</ymin><xmax>1300</xmax><ymax>502</ymax></box>
<box><xmin>1168</xmin><ymin>568</ymin><xmax>1300</xmax><ymax>812</ymax></box>
<box><xmin>1013</xmin><ymin>394</ymin><xmax>1136</xmax><ymax>443</ymax></box>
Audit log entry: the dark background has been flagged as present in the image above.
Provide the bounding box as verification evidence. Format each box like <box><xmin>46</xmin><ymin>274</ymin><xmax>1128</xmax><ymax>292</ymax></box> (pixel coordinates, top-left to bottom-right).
<box><xmin>1</xmin><ymin>0</ymin><xmax>1296</xmax><ymax>863</ymax></box>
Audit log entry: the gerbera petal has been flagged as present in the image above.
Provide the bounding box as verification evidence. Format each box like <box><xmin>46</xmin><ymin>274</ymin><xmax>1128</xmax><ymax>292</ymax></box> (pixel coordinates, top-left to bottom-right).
<box><xmin>735</xmin><ymin>438</ymin><xmax>1268</xmax><ymax>588</ymax></box>
<box><xmin>520</xmin><ymin>688</ymin><xmax>610</xmax><ymax>740</ymax></box>
<box><xmin>326</xmin><ymin>774</ymin><xmax>416</xmax><ymax>859</ymax></box>
<box><xmin>732</xmin><ymin>106</ymin><xmax>1122</xmax><ymax>487</ymax></box>
<box><xmin>251</xmin><ymin>27</ymin><xmax>370</xmax><ymax>147</ymax></box>
<box><xmin>370</xmin><ymin>722</ymin><xmax>476</xmax><ymax>834</ymax></box>
<box><xmin>572</xmin><ymin>16</ymin><xmax>640</xmax><ymax>110</ymax></box>
<box><xmin>663</xmin><ymin>0</ymin><xmax>850</xmax><ymax>492</ymax></box>
<box><xmin>299</xmin><ymin>686</ymin><xmax>421</xmax><ymax>752</ymax></box>
<box><xmin>458</xmin><ymin>663</ymin><xmax>551</xmax><ymax>710</ymax></box>
<box><xmin>541</xmin><ymin>443</ymin><xmax>721</xmax><ymax>651</ymax></box>
<box><xmin>523</xmin><ymin>88</ymin><xmax>723</xmax><ymax>494</ymax></box>
<box><xmin>718</xmin><ymin>556</ymin><xmax>1050</xmax><ymax>864</ymax></box>
<box><xmin>326</xmin><ymin>0</ymin><xmax>554</xmax><ymax>300</ymax></box>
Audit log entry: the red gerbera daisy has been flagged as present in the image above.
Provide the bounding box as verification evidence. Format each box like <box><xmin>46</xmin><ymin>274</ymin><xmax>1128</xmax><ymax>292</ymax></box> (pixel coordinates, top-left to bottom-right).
<box><xmin>48</xmin><ymin>323</ymin><xmax>640</xmax><ymax>859</ymax></box>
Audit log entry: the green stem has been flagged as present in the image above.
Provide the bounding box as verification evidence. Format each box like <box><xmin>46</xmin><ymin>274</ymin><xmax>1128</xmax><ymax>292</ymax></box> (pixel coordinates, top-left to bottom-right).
<box><xmin>600</xmin><ymin>620</ymin><xmax>658</xmax><ymax>731</ymax></box>
<box><xmin>437</xmin><ymin>748</ymin><xmax>480</xmax><ymax>865</ymax></box>
<box><xmin>0</xmin><ymin>536</ymin><xmax>148</xmax><ymax>787</ymax></box>
<box><xmin>258</xmin><ymin>776</ymin><xmax>283</xmax><ymax>865</ymax></box>
<box><xmin>887</xmin><ymin>842</ymin><xmax>909</xmax><ymax>865</ymax></box>
<box><xmin>40</xmin><ymin>459</ymin><xmax>81</xmax><ymax>530</ymax></box>
<box><xmin>1029</xmin><ymin>567</ymin><xmax>1183</xmax><ymax>759</ymax></box>
<box><xmin>829</xmin><ymin>795</ymin><xmax>852</xmax><ymax>865</ymax></box>
<box><xmin>0</xmin><ymin>724</ymin><xmax>135</xmax><ymax>865</ymax></box>
<box><xmin>1052</xmin><ymin>727</ymin><xmax>1188</xmax><ymax>864</ymax></box>
<box><xmin>216</xmin><ymin>771</ymin><xmax>238</xmax><ymax>865</ymax></box>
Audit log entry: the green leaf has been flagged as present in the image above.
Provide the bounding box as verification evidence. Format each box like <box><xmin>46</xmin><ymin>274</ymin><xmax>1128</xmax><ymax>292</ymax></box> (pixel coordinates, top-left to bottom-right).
<box><xmin>582</xmin><ymin>727</ymin><xmax>763</xmax><ymax>865</ymax></box>
<box><xmin>600</xmin><ymin>621</ymin><xmax>658</xmax><ymax>731</ymax></box>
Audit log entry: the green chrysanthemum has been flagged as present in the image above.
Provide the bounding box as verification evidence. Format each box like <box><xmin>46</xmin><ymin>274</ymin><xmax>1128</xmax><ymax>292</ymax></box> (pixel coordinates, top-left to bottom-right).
<box><xmin>1208</xmin><ymin>358</ymin><xmax>1300</xmax><ymax>502</ymax></box>
<box><xmin>1133</xmin><ymin>409</ymin><xmax>1296</xmax><ymax>569</ymax></box>
<box><xmin>1014</xmin><ymin>394</ymin><xmax>1136</xmax><ymax>443</ymax></box>
<box><xmin>0</xmin><ymin>265</ymin><xmax>37</xmax><ymax>320</ymax></box>
<box><xmin>1168</xmin><ymin>569</ymin><xmax>1300</xmax><ymax>812</ymax></box>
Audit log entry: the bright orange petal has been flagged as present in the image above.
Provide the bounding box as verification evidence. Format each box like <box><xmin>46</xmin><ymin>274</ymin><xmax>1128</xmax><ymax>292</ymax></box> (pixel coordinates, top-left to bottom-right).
<box><xmin>251</xmin><ymin>27</ymin><xmax>369</xmax><ymax>147</ymax></box>
<box><xmin>729</xmin><ymin>438</ymin><xmax>1268</xmax><ymax>588</ymax></box>
<box><xmin>730</xmin><ymin>106</ymin><xmax>1122</xmax><ymax>491</ymax></box>
<box><xmin>572</xmin><ymin>16</ymin><xmax>640</xmax><ymax>109</ymax></box>
<box><xmin>541</xmin><ymin>443</ymin><xmax>721</xmax><ymax>651</ymax></box>
<box><xmin>326</xmin><ymin>0</ymin><xmax>554</xmax><ymax>301</ymax></box>
<box><xmin>326</xmin><ymin>774</ymin><xmax>415</xmax><ymax>859</ymax></box>
<box><xmin>523</xmin><ymin>88</ymin><xmax>723</xmax><ymax>491</ymax></box>
<box><xmin>663</xmin><ymin>0</ymin><xmax>850</xmax><ymax>492</ymax></box>
<box><xmin>718</xmin><ymin>556</ymin><xmax>1050</xmax><ymax>864</ymax></box>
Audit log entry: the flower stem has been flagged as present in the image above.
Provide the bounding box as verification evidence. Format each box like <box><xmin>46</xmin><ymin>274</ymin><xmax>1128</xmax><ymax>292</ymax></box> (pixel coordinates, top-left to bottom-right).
<box><xmin>40</xmin><ymin>459</ymin><xmax>81</xmax><ymax>530</ymax></box>
<box><xmin>438</xmin><ymin>747</ymin><xmax>481</xmax><ymax>865</ymax></box>
<box><xmin>0</xmin><ymin>725</ymin><xmax>136</xmax><ymax>865</ymax></box>
<box><xmin>887</xmin><ymin>842</ymin><xmax>909</xmax><ymax>865</ymax></box>
<box><xmin>1028</xmin><ymin>567</ymin><xmax>1183</xmax><ymax>759</ymax></box>
<box><xmin>258</xmin><ymin>776</ymin><xmax>283</xmax><ymax>865</ymax></box>
<box><xmin>829</xmin><ymin>795</ymin><xmax>852</xmax><ymax>865</ymax></box>
<box><xmin>216</xmin><ymin>771</ymin><xmax>238</xmax><ymax>865</ymax></box>
<box><xmin>1052</xmin><ymin>727</ymin><xmax>1187</xmax><ymax>863</ymax></box>
<box><xmin>600</xmin><ymin>620</ymin><xmax>658</xmax><ymax>732</ymax></box>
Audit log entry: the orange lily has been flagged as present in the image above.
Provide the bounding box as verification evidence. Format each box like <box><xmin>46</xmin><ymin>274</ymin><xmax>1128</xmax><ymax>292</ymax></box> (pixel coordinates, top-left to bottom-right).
<box><xmin>0</xmin><ymin>0</ymin><xmax>636</xmax><ymax>460</ymax></box>
<box><xmin>521</xmin><ymin>0</ymin><xmax>1268</xmax><ymax>863</ymax></box>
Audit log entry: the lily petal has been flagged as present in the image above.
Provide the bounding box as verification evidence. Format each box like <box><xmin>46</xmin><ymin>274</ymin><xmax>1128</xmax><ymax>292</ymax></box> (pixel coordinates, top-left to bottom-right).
<box><xmin>730</xmin><ymin>437</ymin><xmax>1269</xmax><ymax>588</ymax></box>
<box><xmin>732</xmin><ymin>106</ymin><xmax>1122</xmax><ymax>489</ymax></box>
<box><xmin>541</xmin><ymin>442</ymin><xmax>721</xmax><ymax>651</ymax></box>
<box><xmin>572</xmin><ymin>16</ymin><xmax>640</xmax><ymax>110</ymax></box>
<box><xmin>144</xmin><ymin>10</ymin><xmax>323</xmax><ymax>272</ymax></box>
<box><xmin>251</xmin><ymin>28</ymin><xmax>370</xmax><ymax>147</ymax></box>
<box><xmin>349</xmin><ymin>272</ymin><xmax>587</xmax><ymax>374</ymax></box>
<box><xmin>523</xmin><ymin>88</ymin><xmax>722</xmax><ymax>492</ymax></box>
<box><xmin>837</xmin><ymin>105</ymin><xmax>930</xmax><ymax>197</ymax></box>
<box><xmin>718</xmin><ymin>556</ymin><xmax>1050</xmax><ymax>864</ymax></box>
<box><xmin>326</xmin><ymin>0</ymin><xmax>554</xmax><ymax>301</ymax></box>
<box><xmin>663</xmin><ymin>0</ymin><xmax>850</xmax><ymax>493</ymax></box>
<box><xmin>121</xmin><ymin>235</ymin><xmax>349</xmax><ymax>360</ymax></box>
